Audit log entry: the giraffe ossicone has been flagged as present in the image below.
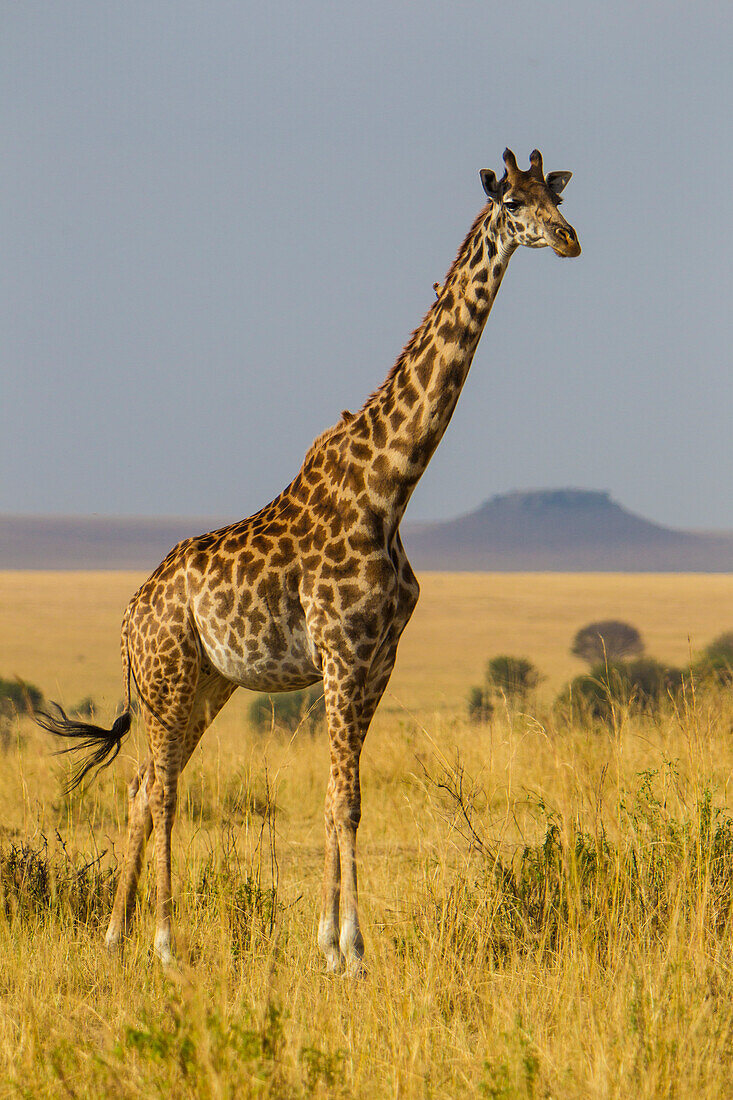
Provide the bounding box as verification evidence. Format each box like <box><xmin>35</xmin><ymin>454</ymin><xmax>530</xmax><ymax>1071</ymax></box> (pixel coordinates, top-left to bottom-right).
<box><xmin>36</xmin><ymin>149</ymin><xmax>580</xmax><ymax>971</ymax></box>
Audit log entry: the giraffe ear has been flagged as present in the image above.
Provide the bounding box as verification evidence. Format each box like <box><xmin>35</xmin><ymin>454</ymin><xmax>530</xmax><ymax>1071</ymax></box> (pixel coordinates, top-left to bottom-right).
<box><xmin>480</xmin><ymin>169</ymin><xmax>501</xmax><ymax>204</ymax></box>
<box><xmin>547</xmin><ymin>171</ymin><xmax>572</xmax><ymax>196</ymax></box>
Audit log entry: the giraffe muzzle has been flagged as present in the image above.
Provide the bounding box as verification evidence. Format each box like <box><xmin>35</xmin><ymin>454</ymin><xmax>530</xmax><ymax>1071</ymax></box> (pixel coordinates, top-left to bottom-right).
<box><xmin>551</xmin><ymin>224</ymin><xmax>581</xmax><ymax>258</ymax></box>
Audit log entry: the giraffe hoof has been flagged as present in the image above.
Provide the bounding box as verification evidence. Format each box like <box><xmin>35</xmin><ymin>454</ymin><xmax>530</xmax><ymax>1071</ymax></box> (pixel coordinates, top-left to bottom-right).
<box><xmin>322</xmin><ymin>949</ymin><xmax>344</xmax><ymax>975</ymax></box>
<box><xmin>156</xmin><ymin>948</ymin><xmax>179</xmax><ymax>970</ymax></box>
<box><xmin>104</xmin><ymin>927</ymin><xmax>123</xmax><ymax>952</ymax></box>
<box><xmin>345</xmin><ymin>956</ymin><xmax>367</xmax><ymax>980</ymax></box>
<box><xmin>154</xmin><ymin>930</ymin><xmax>178</xmax><ymax>968</ymax></box>
<box><xmin>156</xmin><ymin>946</ymin><xmax>179</xmax><ymax>972</ymax></box>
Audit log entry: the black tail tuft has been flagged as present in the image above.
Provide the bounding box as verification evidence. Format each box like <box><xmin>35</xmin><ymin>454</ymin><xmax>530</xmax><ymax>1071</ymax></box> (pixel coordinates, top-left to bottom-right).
<box><xmin>35</xmin><ymin>703</ymin><xmax>132</xmax><ymax>793</ymax></box>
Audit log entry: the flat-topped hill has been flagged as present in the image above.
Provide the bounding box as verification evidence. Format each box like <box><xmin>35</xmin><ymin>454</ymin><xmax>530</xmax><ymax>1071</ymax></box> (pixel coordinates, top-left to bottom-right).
<box><xmin>402</xmin><ymin>490</ymin><xmax>733</xmax><ymax>571</ymax></box>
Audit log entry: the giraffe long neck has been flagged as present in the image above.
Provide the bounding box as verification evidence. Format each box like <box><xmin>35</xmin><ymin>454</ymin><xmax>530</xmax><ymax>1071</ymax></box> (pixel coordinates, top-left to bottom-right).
<box><xmin>345</xmin><ymin>204</ymin><xmax>515</xmax><ymax>526</ymax></box>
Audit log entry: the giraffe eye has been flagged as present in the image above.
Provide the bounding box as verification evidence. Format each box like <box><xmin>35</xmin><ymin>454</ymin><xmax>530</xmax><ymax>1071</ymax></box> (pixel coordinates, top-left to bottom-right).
<box><xmin>504</xmin><ymin>199</ymin><xmax>522</xmax><ymax>212</ymax></box>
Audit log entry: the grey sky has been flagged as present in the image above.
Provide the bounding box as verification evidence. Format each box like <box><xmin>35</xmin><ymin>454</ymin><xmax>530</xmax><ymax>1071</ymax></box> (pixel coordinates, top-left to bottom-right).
<box><xmin>3</xmin><ymin>1</ymin><xmax>731</xmax><ymax>529</ymax></box>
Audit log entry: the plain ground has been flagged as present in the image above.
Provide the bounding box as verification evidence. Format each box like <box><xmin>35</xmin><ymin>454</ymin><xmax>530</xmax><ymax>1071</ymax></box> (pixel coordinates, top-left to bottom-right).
<box><xmin>2</xmin><ymin>570</ymin><xmax>730</xmax><ymax>709</ymax></box>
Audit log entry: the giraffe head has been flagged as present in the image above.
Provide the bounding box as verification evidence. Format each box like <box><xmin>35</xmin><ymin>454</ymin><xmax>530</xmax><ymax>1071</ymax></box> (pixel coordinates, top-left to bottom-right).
<box><xmin>480</xmin><ymin>148</ymin><xmax>580</xmax><ymax>258</ymax></box>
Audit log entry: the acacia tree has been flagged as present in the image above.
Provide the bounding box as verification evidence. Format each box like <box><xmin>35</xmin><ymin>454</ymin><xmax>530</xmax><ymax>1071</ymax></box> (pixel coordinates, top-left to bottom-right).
<box><xmin>571</xmin><ymin>621</ymin><xmax>644</xmax><ymax>665</ymax></box>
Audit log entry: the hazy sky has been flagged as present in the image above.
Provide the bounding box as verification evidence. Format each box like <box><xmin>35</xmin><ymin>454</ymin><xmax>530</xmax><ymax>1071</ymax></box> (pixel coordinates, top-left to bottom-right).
<box><xmin>3</xmin><ymin>2</ymin><xmax>732</xmax><ymax>529</ymax></box>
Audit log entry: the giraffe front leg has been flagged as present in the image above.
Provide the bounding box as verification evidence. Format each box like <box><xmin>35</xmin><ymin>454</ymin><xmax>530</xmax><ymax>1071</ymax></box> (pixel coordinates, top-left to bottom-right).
<box><xmin>329</xmin><ymin>598</ymin><xmax>416</xmax><ymax>974</ymax></box>
<box><xmin>317</xmin><ymin>774</ymin><xmax>343</xmax><ymax>973</ymax></box>
<box><xmin>319</xmin><ymin>659</ymin><xmax>368</xmax><ymax>977</ymax></box>
<box><xmin>334</xmin><ymin>760</ymin><xmax>365</xmax><ymax>977</ymax></box>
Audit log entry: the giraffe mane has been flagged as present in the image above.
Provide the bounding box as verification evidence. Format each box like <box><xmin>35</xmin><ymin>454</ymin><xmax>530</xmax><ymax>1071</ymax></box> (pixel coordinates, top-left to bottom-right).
<box><xmin>441</xmin><ymin>204</ymin><xmax>493</xmax><ymax>287</ymax></box>
<box><xmin>355</xmin><ymin>204</ymin><xmax>491</xmax><ymax>414</ymax></box>
<box><xmin>303</xmin><ymin>410</ymin><xmax>354</xmax><ymax>463</ymax></box>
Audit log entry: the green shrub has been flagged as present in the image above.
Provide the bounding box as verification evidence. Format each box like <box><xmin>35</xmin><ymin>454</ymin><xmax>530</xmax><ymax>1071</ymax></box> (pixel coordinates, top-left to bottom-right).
<box><xmin>690</xmin><ymin>632</ymin><xmax>733</xmax><ymax>687</ymax></box>
<box><xmin>556</xmin><ymin>658</ymin><xmax>684</xmax><ymax>723</ymax></box>
<box><xmin>467</xmin><ymin>655</ymin><xmax>541</xmax><ymax>721</ymax></box>
<box><xmin>486</xmin><ymin>655</ymin><xmax>541</xmax><ymax>700</ymax></box>
<box><xmin>706</xmin><ymin>631</ymin><xmax>733</xmax><ymax>662</ymax></box>
<box><xmin>72</xmin><ymin>696</ymin><xmax>96</xmax><ymax>718</ymax></box>
<box><xmin>0</xmin><ymin>677</ymin><xmax>43</xmax><ymax>717</ymax></box>
<box><xmin>467</xmin><ymin>685</ymin><xmax>493</xmax><ymax>723</ymax></box>
<box><xmin>0</xmin><ymin>837</ymin><xmax>117</xmax><ymax>927</ymax></box>
<box><xmin>248</xmin><ymin>685</ymin><xmax>325</xmax><ymax>734</ymax></box>
<box><xmin>418</xmin><ymin>760</ymin><xmax>733</xmax><ymax>960</ymax></box>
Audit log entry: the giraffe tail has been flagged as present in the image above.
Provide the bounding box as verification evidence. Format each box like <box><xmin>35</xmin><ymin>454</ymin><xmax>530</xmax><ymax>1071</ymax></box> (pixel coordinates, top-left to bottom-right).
<box><xmin>35</xmin><ymin>705</ymin><xmax>132</xmax><ymax>792</ymax></box>
<box><xmin>36</xmin><ymin>605</ymin><xmax>135</xmax><ymax>793</ymax></box>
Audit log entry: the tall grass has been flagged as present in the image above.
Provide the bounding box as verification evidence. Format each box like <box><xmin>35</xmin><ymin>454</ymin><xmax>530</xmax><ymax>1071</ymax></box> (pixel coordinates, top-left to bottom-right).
<box><xmin>1</xmin><ymin>680</ymin><xmax>733</xmax><ymax>1098</ymax></box>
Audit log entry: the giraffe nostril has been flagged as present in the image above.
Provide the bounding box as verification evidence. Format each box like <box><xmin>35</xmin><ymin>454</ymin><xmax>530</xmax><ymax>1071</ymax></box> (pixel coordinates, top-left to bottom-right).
<box><xmin>551</xmin><ymin>224</ymin><xmax>581</xmax><ymax>257</ymax></box>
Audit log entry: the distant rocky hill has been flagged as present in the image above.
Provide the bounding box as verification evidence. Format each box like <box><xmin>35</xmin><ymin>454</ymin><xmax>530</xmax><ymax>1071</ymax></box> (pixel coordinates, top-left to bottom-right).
<box><xmin>402</xmin><ymin>490</ymin><xmax>733</xmax><ymax>572</ymax></box>
<box><xmin>1</xmin><ymin>490</ymin><xmax>732</xmax><ymax>571</ymax></box>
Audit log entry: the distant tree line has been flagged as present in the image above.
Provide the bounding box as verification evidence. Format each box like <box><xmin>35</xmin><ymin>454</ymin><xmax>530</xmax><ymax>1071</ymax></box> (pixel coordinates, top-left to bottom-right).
<box><xmin>3</xmin><ymin>622</ymin><xmax>731</xmax><ymax>748</ymax></box>
<box><xmin>468</xmin><ymin>624</ymin><xmax>733</xmax><ymax>726</ymax></box>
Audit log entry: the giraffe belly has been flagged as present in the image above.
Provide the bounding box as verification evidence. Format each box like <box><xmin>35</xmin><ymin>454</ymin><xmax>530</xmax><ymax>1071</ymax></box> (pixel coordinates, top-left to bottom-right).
<box><xmin>193</xmin><ymin>609</ymin><xmax>322</xmax><ymax>693</ymax></box>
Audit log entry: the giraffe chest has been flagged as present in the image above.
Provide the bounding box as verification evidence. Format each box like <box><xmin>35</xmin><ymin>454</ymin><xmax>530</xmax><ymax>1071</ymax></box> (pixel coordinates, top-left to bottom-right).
<box><xmin>190</xmin><ymin>583</ymin><xmax>321</xmax><ymax>693</ymax></box>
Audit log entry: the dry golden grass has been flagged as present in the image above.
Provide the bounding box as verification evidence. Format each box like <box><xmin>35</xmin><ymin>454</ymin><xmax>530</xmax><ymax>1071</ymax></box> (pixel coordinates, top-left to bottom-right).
<box><xmin>1</xmin><ymin>570</ymin><xmax>733</xmax><ymax>1098</ymax></box>
<box><xmin>2</xmin><ymin>570</ymin><xmax>730</xmax><ymax>708</ymax></box>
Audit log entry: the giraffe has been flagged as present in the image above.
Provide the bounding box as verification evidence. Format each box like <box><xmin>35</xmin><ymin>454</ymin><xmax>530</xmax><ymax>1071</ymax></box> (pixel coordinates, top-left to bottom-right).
<box><xmin>37</xmin><ymin>148</ymin><xmax>580</xmax><ymax>973</ymax></box>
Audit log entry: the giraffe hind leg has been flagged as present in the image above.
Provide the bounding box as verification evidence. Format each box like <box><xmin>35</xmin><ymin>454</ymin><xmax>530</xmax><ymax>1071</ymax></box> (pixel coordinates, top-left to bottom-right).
<box><xmin>105</xmin><ymin>758</ymin><xmax>153</xmax><ymax>949</ymax></box>
<box><xmin>105</xmin><ymin>665</ymin><xmax>235</xmax><ymax>961</ymax></box>
<box><xmin>147</xmin><ymin>718</ymin><xmax>184</xmax><ymax>966</ymax></box>
<box><xmin>150</xmin><ymin>675</ymin><xmax>235</xmax><ymax>964</ymax></box>
<box><xmin>104</xmin><ymin>693</ymin><xmax>191</xmax><ymax>965</ymax></box>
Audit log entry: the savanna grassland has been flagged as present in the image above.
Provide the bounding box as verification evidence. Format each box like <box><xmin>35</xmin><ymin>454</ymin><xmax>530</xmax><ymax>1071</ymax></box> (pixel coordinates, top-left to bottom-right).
<box><xmin>1</xmin><ymin>570</ymin><xmax>733</xmax><ymax>1098</ymax></box>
